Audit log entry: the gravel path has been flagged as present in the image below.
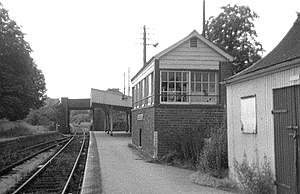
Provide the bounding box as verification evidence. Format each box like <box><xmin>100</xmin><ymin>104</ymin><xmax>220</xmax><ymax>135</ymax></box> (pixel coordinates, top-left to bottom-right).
<box><xmin>93</xmin><ymin>131</ymin><xmax>232</xmax><ymax>194</ymax></box>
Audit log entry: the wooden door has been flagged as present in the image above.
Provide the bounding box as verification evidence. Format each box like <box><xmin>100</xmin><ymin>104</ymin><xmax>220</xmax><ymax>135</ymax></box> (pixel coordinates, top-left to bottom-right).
<box><xmin>273</xmin><ymin>85</ymin><xmax>299</xmax><ymax>194</ymax></box>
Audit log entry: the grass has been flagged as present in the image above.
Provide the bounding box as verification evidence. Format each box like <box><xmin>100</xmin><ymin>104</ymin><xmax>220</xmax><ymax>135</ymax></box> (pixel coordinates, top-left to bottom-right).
<box><xmin>190</xmin><ymin>171</ymin><xmax>239</xmax><ymax>193</ymax></box>
<box><xmin>0</xmin><ymin>119</ymin><xmax>49</xmax><ymax>138</ymax></box>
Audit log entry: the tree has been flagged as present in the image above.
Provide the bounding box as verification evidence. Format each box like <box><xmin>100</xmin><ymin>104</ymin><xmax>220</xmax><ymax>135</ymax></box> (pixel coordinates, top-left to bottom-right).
<box><xmin>70</xmin><ymin>110</ymin><xmax>91</xmax><ymax>124</ymax></box>
<box><xmin>0</xmin><ymin>3</ymin><xmax>46</xmax><ymax>120</ymax></box>
<box><xmin>26</xmin><ymin>98</ymin><xmax>61</xmax><ymax>130</ymax></box>
<box><xmin>204</xmin><ymin>4</ymin><xmax>263</xmax><ymax>73</ymax></box>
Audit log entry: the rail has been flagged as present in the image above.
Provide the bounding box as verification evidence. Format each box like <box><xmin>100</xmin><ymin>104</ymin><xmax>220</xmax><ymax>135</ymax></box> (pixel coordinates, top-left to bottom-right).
<box><xmin>12</xmin><ymin>135</ymin><xmax>75</xmax><ymax>194</ymax></box>
<box><xmin>61</xmin><ymin>132</ymin><xmax>86</xmax><ymax>194</ymax></box>
<box><xmin>12</xmin><ymin>133</ymin><xmax>87</xmax><ymax>194</ymax></box>
<box><xmin>0</xmin><ymin>137</ymin><xmax>71</xmax><ymax>176</ymax></box>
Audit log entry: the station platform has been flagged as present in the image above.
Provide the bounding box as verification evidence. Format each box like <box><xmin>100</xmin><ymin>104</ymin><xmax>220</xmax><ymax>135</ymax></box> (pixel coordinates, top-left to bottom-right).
<box><xmin>81</xmin><ymin>132</ymin><xmax>102</xmax><ymax>194</ymax></box>
<box><xmin>80</xmin><ymin>131</ymin><xmax>231</xmax><ymax>194</ymax></box>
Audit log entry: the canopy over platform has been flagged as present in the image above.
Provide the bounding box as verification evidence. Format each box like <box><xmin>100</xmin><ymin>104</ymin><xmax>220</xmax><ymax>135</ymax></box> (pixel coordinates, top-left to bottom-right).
<box><xmin>90</xmin><ymin>88</ymin><xmax>132</xmax><ymax>110</ymax></box>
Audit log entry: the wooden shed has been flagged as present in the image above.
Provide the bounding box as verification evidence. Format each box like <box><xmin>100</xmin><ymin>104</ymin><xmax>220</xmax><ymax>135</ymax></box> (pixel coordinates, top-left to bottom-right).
<box><xmin>225</xmin><ymin>14</ymin><xmax>300</xmax><ymax>194</ymax></box>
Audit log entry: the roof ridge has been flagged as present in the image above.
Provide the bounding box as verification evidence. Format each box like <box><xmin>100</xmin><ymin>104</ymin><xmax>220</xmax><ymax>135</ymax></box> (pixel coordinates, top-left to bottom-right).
<box><xmin>296</xmin><ymin>12</ymin><xmax>300</xmax><ymax>24</ymax></box>
<box><xmin>226</xmin><ymin>12</ymin><xmax>300</xmax><ymax>84</ymax></box>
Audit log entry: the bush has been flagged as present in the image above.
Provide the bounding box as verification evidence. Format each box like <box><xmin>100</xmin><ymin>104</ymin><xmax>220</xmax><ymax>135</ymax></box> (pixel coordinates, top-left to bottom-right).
<box><xmin>233</xmin><ymin>155</ymin><xmax>275</xmax><ymax>194</ymax></box>
<box><xmin>162</xmin><ymin>127</ymin><xmax>208</xmax><ymax>167</ymax></box>
<box><xmin>197</xmin><ymin>126</ymin><xmax>228</xmax><ymax>177</ymax></box>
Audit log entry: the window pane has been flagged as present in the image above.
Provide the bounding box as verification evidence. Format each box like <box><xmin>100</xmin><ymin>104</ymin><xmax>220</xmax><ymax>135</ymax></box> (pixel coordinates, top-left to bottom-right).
<box><xmin>160</xmin><ymin>71</ymin><xmax>190</xmax><ymax>103</ymax></box>
<box><xmin>168</xmin><ymin>93</ymin><xmax>175</xmax><ymax>102</ymax></box>
<box><xmin>183</xmin><ymin>72</ymin><xmax>188</xmax><ymax>81</ymax></box>
<box><xmin>176</xmin><ymin>92</ymin><xmax>181</xmax><ymax>102</ymax></box>
<box><xmin>196</xmin><ymin>83</ymin><xmax>201</xmax><ymax>92</ymax></box>
<box><xmin>151</xmin><ymin>73</ymin><xmax>154</xmax><ymax>95</ymax></box>
<box><xmin>203</xmin><ymin>73</ymin><xmax>208</xmax><ymax>82</ymax></box>
<box><xmin>162</xmin><ymin>72</ymin><xmax>167</xmax><ymax>81</ymax></box>
<box><xmin>209</xmin><ymin>83</ymin><xmax>215</xmax><ymax>93</ymax></box>
<box><xmin>191</xmin><ymin>72</ymin><xmax>195</xmax><ymax>81</ymax></box>
<box><xmin>196</xmin><ymin>72</ymin><xmax>201</xmax><ymax>81</ymax></box>
<box><xmin>182</xmin><ymin>92</ymin><xmax>188</xmax><ymax>102</ymax></box>
<box><xmin>161</xmin><ymin>82</ymin><xmax>167</xmax><ymax>91</ymax></box>
<box><xmin>169</xmin><ymin>72</ymin><xmax>174</xmax><ymax>81</ymax></box>
<box><xmin>161</xmin><ymin>92</ymin><xmax>167</xmax><ymax>102</ymax></box>
<box><xmin>209</xmin><ymin>72</ymin><xmax>216</xmax><ymax>82</ymax></box>
<box><xmin>169</xmin><ymin>82</ymin><xmax>174</xmax><ymax>90</ymax></box>
<box><xmin>183</xmin><ymin>82</ymin><xmax>188</xmax><ymax>91</ymax></box>
<box><xmin>176</xmin><ymin>83</ymin><xmax>181</xmax><ymax>91</ymax></box>
<box><xmin>203</xmin><ymin>83</ymin><xmax>208</xmax><ymax>94</ymax></box>
<box><xmin>176</xmin><ymin>72</ymin><xmax>181</xmax><ymax>81</ymax></box>
<box><xmin>191</xmin><ymin>83</ymin><xmax>195</xmax><ymax>92</ymax></box>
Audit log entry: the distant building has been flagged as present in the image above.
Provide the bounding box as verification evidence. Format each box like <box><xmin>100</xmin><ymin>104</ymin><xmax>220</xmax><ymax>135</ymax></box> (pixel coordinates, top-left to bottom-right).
<box><xmin>225</xmin><ymin>14</ymin><xmax>300</xmax><ymax>194</ymax></box>
<box><xmin>131</xmin><ymin>30</ymin><xmax>233</xmax><ymax>158</ymax></box>
<box><xmin>90</xmin><ymin>88</ymin><xmax>132</xmax><ymax>132</ymax></box>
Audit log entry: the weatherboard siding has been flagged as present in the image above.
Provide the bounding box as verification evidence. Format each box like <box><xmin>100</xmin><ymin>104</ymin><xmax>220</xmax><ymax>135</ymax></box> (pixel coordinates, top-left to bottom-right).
<box><xmin>159</xmin><ymin>39</ymin><xmax>227</xmax><ymax>68</ymax></box>
<box><xmin>227</xmin><ymin>64</ymin><xmax>300</xmax><ymax>178</ymax></box>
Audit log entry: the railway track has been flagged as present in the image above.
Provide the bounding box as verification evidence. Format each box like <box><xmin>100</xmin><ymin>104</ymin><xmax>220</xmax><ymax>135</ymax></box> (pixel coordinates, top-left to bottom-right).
<box><xmin>0</xmin><ymin>136</ymin><xmax>71</xmax><ymax>176</ymax></box>
<box><xmin>11</xmin><ymin>133</ymin><xmax>87</xmax><ymax>194</ymax></box>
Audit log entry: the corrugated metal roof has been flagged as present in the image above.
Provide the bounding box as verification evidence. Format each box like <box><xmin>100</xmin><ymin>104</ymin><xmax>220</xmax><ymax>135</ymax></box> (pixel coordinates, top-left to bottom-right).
<box><xmin>226</xmin><ymin>13</ymin><xmax>300</xmax><ymax>83</ymax></box>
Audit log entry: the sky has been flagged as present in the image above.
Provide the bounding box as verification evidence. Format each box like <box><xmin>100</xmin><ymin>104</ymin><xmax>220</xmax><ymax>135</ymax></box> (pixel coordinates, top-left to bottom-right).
<box><xmin>1</xmin><ymin>0</ymin><xmax>300</xmax><ymax>99</ymax></box>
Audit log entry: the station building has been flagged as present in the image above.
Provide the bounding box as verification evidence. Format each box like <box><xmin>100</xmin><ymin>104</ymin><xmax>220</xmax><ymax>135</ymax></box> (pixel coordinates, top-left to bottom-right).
<box><xmin>131</xmin><ymin>30</ymin><xmax>233</xmax><ymax>158</ymax></box>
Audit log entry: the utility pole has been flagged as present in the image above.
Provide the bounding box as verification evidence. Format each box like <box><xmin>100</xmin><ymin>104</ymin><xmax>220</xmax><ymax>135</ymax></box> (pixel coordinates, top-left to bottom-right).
<box><xmin>143</xmin><ymin>25</ymin><xmax>147</xmax><ymax>67</ymax></box>
<box><xmin>128</xmin><ymin>68</ymin><xmax>130</xmax><ymax>96</ymax></box>
<box><xmin>142</xmin><ymin>25</ymin><xmax>158</xmax><ymax>67</ymax></box>
<box><xmin>202</xmin><ymin>0</ymin><xmax>206</xmax><ymax>37</ymax></box>
<box><xmin>123</xmin><ymin>72</ymin><xmax>126</xmax><ymax>95</ymax></box>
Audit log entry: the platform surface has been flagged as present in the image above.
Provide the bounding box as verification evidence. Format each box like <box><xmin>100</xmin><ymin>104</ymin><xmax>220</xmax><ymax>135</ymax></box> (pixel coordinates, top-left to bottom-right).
<box><xmin>81</xmin><ymin>131</ymin><xmax>232</xmax><ymax>194</ymax></box>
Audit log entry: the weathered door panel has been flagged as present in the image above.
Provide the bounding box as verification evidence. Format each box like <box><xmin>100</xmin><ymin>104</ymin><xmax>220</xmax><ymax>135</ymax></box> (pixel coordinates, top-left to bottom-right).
<box><xmin>273</xmin><ymin>86</ymin><xmax>298</xmax><ymax>194</ymax></box>
<box><xmin>293</xmin><ymin>85</ymin><xmax>300</xmax><ymax>193</ymax></box>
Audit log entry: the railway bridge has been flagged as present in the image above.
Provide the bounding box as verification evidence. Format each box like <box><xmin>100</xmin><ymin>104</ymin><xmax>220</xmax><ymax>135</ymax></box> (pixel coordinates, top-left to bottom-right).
<box><xmin>59</xmin><ymin>88</ymin><xmax>132</xmax><ymax>134</ymax></box>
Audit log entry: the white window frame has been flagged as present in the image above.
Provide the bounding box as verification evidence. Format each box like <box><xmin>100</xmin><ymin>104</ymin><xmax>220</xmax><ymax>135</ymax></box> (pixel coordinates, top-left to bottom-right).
<box><xmin>132</xmin><ymin>72</ymin><xmax>154</xmax><ymax>109</ymax></box>
<box><xmin>190</xmin><ymin>71</ymin><xmax>218</xmax><ymax>105</ymax></box>
<box><xmin>160</xmin><ymin>70</ymin><xmax>190</xmax><ymax>104</ymax></box>
<box><xmin>160</xmin><ymin>70</ymin><xmax>219</xmax><ymax>105</ymax></box>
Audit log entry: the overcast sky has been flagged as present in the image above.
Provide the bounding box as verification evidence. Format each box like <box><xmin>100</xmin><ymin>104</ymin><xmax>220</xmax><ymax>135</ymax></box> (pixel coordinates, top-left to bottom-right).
<box><xmin>1</xmin><ymin>0</ymin><xmax>299</xmax><ymax>98</ymax></box>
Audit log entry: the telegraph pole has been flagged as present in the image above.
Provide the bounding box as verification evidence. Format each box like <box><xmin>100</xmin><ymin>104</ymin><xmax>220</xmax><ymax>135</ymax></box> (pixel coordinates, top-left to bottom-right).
<box><xmin>202</xmin><ymin>0</ymin><xmax>206</xmax><ymax>37</ymax></box>
<box><xmin>143</xmin><ymin>25</ymin><xmax>147</xmax><ymax>67</ymax></box>
<box><xmin>142</xmin><ymin>25</ymin><xmax>158</xmax><ymax>67</ymax></box>
<box><xmin>123</xmin><ymin>72</ymin><xmax>126</xmax><ymax>95</ymax></box>
<box><xmin>127</xmin><ymin>68</ymin><xmax>130</xmax><ymax>96</ymax></box>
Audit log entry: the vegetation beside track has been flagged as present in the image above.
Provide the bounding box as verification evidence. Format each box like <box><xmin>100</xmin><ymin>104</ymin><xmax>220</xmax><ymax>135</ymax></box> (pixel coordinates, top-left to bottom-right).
<box><xmin>0</xmin><ymin>132</ymin><xmax>65</xmax><ymax>170</ymax></box>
